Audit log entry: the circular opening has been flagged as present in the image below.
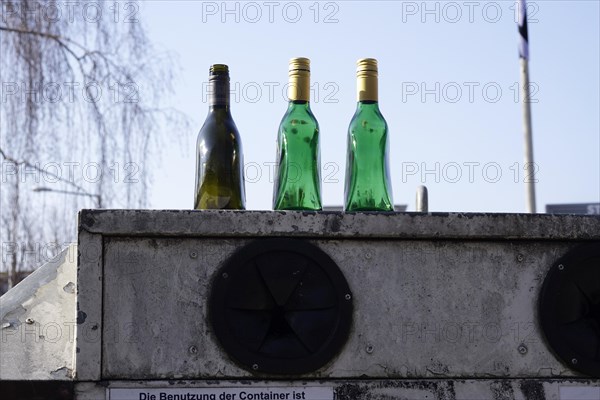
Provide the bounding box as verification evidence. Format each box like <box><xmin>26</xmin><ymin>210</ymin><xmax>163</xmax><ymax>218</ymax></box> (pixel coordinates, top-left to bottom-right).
<box><xmin>209</xmin><ymin>238</ymin><xmax>353</xmax><ymax>375</ymax></box>
<box><xmin>539</xmin><ymin>243</ymin><xmax>600</xmax><ymax>377</ymax></box>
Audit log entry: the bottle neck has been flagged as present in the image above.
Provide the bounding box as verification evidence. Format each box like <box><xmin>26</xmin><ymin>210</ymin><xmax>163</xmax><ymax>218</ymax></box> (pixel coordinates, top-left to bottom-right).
<box><xmin>356</xmin><ymin>100</ymin><xmax>379</xmax><ymax>109</ymax></box>
<box><xmin>208</xmin><ymin>77</ymin><xmax>230</xmax><ymax>107</ymax></box>
<box><xmin>288</xmin><ymin>100</ymin><xmax>309</xmax><ymax>108</ymax></box>
<box><xmin>209</xmin><ymin>104</ymin><xmax>231</xmax><ymax>113</ymax></box>
<box><xmin>357</xmin><ymin>74</ymin><xmax>378</xmax><ymax>102</ymax></box>
<box><xmin>288</xmin><ymin>71</ymin><xmax>310</xmax><ymax>102</ymax></box>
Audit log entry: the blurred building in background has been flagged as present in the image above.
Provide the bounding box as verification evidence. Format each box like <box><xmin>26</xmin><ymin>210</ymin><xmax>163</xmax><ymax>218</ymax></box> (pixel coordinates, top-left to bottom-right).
<box><xmin>546</xmin><ymin>203</ymin><xmax>600</xmax><ymax>215</ymax></box>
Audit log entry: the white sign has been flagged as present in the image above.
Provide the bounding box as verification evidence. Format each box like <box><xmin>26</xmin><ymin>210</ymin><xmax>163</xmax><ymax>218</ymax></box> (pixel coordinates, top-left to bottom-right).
<box><xmin>559</xmin><ymin>386</ymin><xmax>600</xmax><ymax>400</ymax></box>
<box><xmin>109</xmin><ymin>387</ymin><xmax>334</xmax><ymax>400</ymax></box>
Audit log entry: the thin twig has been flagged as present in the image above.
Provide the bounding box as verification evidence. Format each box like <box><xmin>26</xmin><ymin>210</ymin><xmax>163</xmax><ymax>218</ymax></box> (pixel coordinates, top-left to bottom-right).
<box><xmin>0</xmin><ymin>147</ymin><xmax>93</xmax><ymax>196</ymax></box>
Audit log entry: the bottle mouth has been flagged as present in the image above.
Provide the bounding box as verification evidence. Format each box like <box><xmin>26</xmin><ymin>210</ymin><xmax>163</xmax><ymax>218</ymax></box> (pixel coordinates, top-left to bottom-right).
<box><xmin>209</xmin><ymin>64</ymin><xmax>230</xmax><ymax>83</ymax></box>
<box><xmin>210</xmin><ymin>64</ymin><xmax>230</xmax><ymax>82</ymax></box>
<box><xmin>210</xmin><ymin>64</ymin><xmax>229</xmax><ymax>74</ymax></box>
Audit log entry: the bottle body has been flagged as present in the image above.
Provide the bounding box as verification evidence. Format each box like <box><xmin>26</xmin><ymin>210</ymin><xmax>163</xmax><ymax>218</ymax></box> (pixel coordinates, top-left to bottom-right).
<box><xmin>273</xmin><ymin>58</ymin><xmax>322</xmax><ymax>210</ymax></box>
<box><xmin>194</xmin><ymin>65</ymin><xmax>246</xmax><ymax>209</ymax></box>
<box><xmin>344</xmin><ymin>58</ymin><xmax>393</xmax><ymax>212</ymax></box>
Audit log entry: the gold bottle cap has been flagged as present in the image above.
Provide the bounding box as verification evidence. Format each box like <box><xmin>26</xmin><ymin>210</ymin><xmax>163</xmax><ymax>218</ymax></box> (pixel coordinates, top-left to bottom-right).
<box><xmin>357</xmin><ymin>58</ymin><xmax>378</xmax><ymax>102</ymax></box>
<box><xmin>288</xmin><ymin>57</ymin><xmax>310</xmax><ymax>102</ymax></box>
<box><xmin>289</xmin><ymin>57</ymin><xmax>310</xmax><ymax>73</ymax></box>
<box><xmin>356</xmin><ymin>58</ymin><xmax>378</xmax><ymax>77</ymax></box>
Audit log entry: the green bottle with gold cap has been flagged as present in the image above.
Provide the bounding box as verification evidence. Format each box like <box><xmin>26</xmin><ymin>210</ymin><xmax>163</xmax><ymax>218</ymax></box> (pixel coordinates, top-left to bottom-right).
<box><xmin>194</xmin><ymin>64</ymin><xmax>246</xmax><ymax>209</ymax></box>
<box><xmin>344</xmin><ymin>58</ymin><xmax>394</xmax><ymax>212</ymax></box>
<box><xmin>273</xmin><ymin>57</ymin><xmax>322</xmax><ymax>210</ymax></box>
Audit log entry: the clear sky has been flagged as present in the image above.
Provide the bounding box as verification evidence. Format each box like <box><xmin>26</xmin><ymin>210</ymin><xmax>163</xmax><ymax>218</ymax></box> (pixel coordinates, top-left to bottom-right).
<box><xmin>141</xmin><ymin>0</ymin><xmax>600</xmax><ymax>212</ymax></box>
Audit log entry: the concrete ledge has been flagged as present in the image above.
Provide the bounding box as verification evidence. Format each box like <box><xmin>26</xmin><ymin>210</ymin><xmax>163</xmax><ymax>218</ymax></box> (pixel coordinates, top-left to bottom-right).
<box><xmin>79</xmin><ymin>210</ymin><xmax>600</xmax><ymax>240</ymax></box>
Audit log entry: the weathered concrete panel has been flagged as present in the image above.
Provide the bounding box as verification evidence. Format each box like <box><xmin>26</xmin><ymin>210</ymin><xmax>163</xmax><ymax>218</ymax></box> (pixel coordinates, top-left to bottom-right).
<box><xmin>0</xmin><ymin>245</ymin><xmax>77</xmax><ymax>380</ymax></box>
<box><xmin>75</xmin><ymin>229</ymin><xmax>103</xmax><ymax>380</ymax></box>
<box><xmin>101</xmin><ymin>236</ymin><xmax>578</xmax><ymax>379</ymax></box>
<box><xmin>102</xmin><ymin>237</ymin><xmax>247</xmax><ymax>379</ymax></box>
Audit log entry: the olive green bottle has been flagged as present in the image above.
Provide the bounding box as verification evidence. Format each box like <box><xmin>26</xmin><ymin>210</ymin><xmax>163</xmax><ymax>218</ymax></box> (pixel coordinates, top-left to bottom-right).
<box><xmin>344</xmin><ymin>58</ymin><xmax>394</xmax><ymax>212</ymax></box>
<box><xmin>194</xmin><ymin>64</ymin><xmax>246</xmax><ymax>209</ymax></box>
<box><xmin>273</xmin><ymin>57</ymin><xmax>322</xmax><ymax>210</ymax></box>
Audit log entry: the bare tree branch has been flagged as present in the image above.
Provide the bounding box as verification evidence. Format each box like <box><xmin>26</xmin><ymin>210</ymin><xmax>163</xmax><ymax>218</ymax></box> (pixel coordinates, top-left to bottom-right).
<box><xmin>0</xmin><ymin>0</ymin><xmax>189</xmax><ymax>289</ymax></box>
<box><xmin>0</xmin><ymin>147</ymin><xmax>94</xmax><ymax>195</ymax></box>
<box><xmin>0</xmin><ymin>25</ymin><xmax>84</xmax><ymax>60</ymax></box>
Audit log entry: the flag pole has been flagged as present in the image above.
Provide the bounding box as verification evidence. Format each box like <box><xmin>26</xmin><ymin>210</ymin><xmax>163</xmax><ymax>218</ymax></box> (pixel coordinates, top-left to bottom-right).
<box><xmin>518</xmin><ymin>0</ymin><xmax>536</xmax><ymax>213</ymax></box>
<box><xmin>521</xmin><ymin>58</ymin><xmax>536</xmax><ymax>213</ymax></box>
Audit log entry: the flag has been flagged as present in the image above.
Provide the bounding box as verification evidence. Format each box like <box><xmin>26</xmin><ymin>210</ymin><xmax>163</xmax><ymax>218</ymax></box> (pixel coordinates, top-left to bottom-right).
<box><xmin>518</xmin><ymin>0</ymin><xmax>529</xmax><ymax>59</ymax></box>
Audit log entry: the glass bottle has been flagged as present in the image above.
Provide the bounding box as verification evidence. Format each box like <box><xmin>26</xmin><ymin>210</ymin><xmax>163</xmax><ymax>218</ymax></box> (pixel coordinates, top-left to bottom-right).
<box><xmin>273</xmin><ymin>57</ymin><xmax>322</xmax><ymax>210</ymax></box>
<box><xmin>194</xmin><ymin>64</ymin><xmax>246</xmax><ymax>209</ymax></box>
<box><xmin>344</xmin><ymin>58</ymin><xmax>393</xmax><ymax>212</ymax></box>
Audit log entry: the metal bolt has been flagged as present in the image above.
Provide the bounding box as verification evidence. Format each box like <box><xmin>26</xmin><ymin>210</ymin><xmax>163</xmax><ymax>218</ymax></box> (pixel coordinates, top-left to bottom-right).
<box><xmin>366</xmin><ymin>344</ymin><xmax>374</xmax><ymax>354</ymax></box>
<box><xmin>344</xmin><ymin>294</ymin><xmax>352</xmax><ymax>301</ymax></box>
<box><xmin>571</xmin><ymin>358</ymin><xmax>578</xmax><ymax>365</ymax></box>
<box><xmin>222</xmin><ymin>272</ymin><xmax>229</xmax><ymax>279</ymax></box>
<box><xmin>518</xmin><ymin>344</ymin><xmax>528</xmax><ymax>355</ymax></box>
<box><xmin>517</xmin><ymin>254</ymin><xmax>524</xmax><ymax>262</ymax></box>
<box><xmin>25</xmin><ymin>318</ymin><xmax>34</xmax><ymax>325</ymax></box>
<box><xmin>365</xmin><ymin>252</ymin><xmax>373</xmax><ymax>260</ymax></box>
<box><xmin>252</xmin><ymin>364</ymin><xmax>259</xmax><ymax>370</ymax></box>
<box><xmin>558</xmin><ymin>264</ymin><xmax>565</xmax><ymax>271</ymax></box>
<box><xmin>190</xmin><ymin>251</ymin><xmax>198</xmax><ymax>259</ymax></box>
<box><xmin>189</xmin><ymin>345</ymin><xmax>198</xmax><ymax>355</ymax></box>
